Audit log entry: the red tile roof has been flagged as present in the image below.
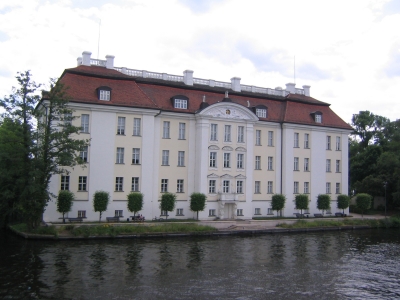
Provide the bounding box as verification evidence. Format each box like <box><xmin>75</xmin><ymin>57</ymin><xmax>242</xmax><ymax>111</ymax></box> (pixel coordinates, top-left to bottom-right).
<box><xmin>58</xmin><ymin>66</ymin><xmax>352</xmax><ymax>130</ymax></box>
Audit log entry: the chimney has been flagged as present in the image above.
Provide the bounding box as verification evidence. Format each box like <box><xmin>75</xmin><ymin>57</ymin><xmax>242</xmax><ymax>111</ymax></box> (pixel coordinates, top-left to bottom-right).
<box><xmin>231</xmin><ymin>77</ymin><xmax>241</xmax><ymax>92</ymax></box>
<box><xmin>285</xmin><ymin>83</ymin><xmax>296</xmax><ymax>94</ymax></box>
<box><xmin>302</xmin><ymin>85</ymin><xmax>311</xmax><ymax>97</ymax></box>
<box><xmin>77</xmin><ymin>57</ymin><xmax>82</xmax><ymax>66</ymax></box>
<box><xmin>105</xmin><ymin>55</ymin><xmax>115</xmax><ymax>69</ymax></box>
<box><xmin>183</xmin><ymin>70</ymin><xmax>194</xmax><ymax>85</ymax></box>
<box><xmin>82</xmin><ymin>51</ymin><xmax>92</xmax><ymax>66</ymax></box>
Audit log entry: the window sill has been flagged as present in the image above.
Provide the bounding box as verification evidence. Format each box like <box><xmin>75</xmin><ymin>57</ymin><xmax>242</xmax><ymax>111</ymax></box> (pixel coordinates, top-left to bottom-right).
<box><xmin>208</xmin><ymin>215</ymin><xmax>216</xmax><ymax>217</ymax></box>
<box><xmin>255</xmin><ymin>168</ymin><xmax>262</xmax><ymax>171</ymax></box>
<box><xmin>131</xmin><ymin>163</ymin><xmax>141</xmax><ymax>165</ymax></box>
<box><xmin>80</xmin><ymin>131</ymin><xmax>90</xmax><ymax>134</ymax></box>
<box><xmin>116</xmin><ymin>134</ymin><xmax>126</xmax><ymax>136</ymax></box>
<box><xmin>176</xmin><ymin>192</ymin><xmax>184</xmax><ymax>193</ymax></box>
<box><xmin>116</xmin><ymin>163</ymin><xmax>125</xmax><ymax>165</ymax></box>
<box><xmin>177</xmin><ymin>165</ymin><xmax>185</xmax><ymax>167</ymax></box>
<box><xmin>161</xmin><ymin>165</ymin><xmax>170</xmax><ymax>166</ymax></box>
<box><xmin>132</xmin><ymin>135</ymin><xmax>142</xmax><ymax>137</ymax></box>
<box><xmin>254</xmin><ymin>213</ymin><xmax>262</xmax><ymax>215</ymax></box>
<box><xmin>77</xmin><ymin>190</ymin><xmax>87</xmax><ymax>192</ymax></box>
<box><xmin>131</xmin><ymin>190</ymin><xmax>141</xmax><ymax>192</ymax></box>
<box><xmin>237</xmin><ymin>214</ymin><xmax>244</xmax><ymax>216</ymax></box>
<box><xmin>178</xmin><ymin>139</ymin><xmax>186</xmax><ymax>140</ymax></box>
<box><xmin>176</xmin><ymin>214</ymin><xmax>185</xmax><ymax>216</ymax></box>
<box><xmin>294</xmin><ymin>169</ymin><xmax>299</xmax><ymax>171</ymax></box>
<box><xmin>162</xmin><ymin>137</ymin><xmax>171</xmax><ymax>139</ymax></box>
<box><xmin>114</xmin><ymin>191</ymin><xmax>124</xmax><ymax>192</ymax></box>
<box><xmin>267</xmin><ymin>169</ymin><xmax>274</xmax><ymax>171</ymax></box>
<box><xmin>255</xmin><ymin>144</ymin><xmax>262</xmax><ymax>146</ymax></box>
<box><xmin>268</xmin><ymin>145</ymin><xmax>274</xmax><ymax>147</ymax></box>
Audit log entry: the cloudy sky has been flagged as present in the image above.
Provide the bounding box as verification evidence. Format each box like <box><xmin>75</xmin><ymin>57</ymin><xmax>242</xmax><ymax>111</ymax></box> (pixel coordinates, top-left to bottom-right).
<box><xmin>1</xmin><ymin>0</ymin><xmax>399</xmax><ymax>123</ymax></box>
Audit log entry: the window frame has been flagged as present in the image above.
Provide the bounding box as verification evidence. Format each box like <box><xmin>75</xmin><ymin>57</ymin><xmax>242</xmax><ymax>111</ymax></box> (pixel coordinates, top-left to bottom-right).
<box><xmin>209</xmin><ymin>152</ymin><xmax>217</xmax><ymax>168</ymax></box>
<box><xmin>161</xmin><ymin>179</ymin><xmax>168</xmax><ymax>192</ymax></box>
<box><xmin>237</xmin><ymin>153</ymin><xmax>244</xmax><ymax>169</ymax></box>
<box><xmin>115</xmin><ymin>177</ymin><xmax>123</xmax><ymax>191</ymax></box>
<box><xmin>209</xmin><ymin>180</ymin><xmax>216</xmax><ymax>194</ymax></box>
<box><xmin>178</xmin><ymin>151</ymin><xmax>185</xmax><ymax>167</ymax></box>
<box><xmin>255</xmin><ymin>181</ymin><xmax>261</xmax><ymax>194</ymax></box>
<box><xmin>304</xmin><ymin>158</ymin><xmax>309</xmax><ymax>171</ymax></box>
<box><xmin>80</xmin><ymin>146</ymin><xmax>88</xmax><ymax>162</ymax></box>
<box><xmin>162</xmin><ymin>150</ymin><xmax>169</xmax><ymax>166</ymax></box>
<box><xmin>132</xmin><ymin>148</ymin><xmax>140</xmax><ymax>164</ymax></box>
<box><xmin>326</xmin><ymin>182</ymin><xmax>331</xmax><ymax>194</ymax></box>
<box><xmin>163</xmin><ymin>121</ymin><xmax>170</xmax><ymax>139</ymax></box>
<box><xmin>326</xmin><ymin>159</ymin><xmax>331</xmax><ymax>172</ymax></box>
<box><xmin>223</xmin><ymin>180</ymin><xmax>230</xmax><ymax>193</ymax></box>
<box><xmin>174</xmin><ymin>99</ymin><xmax>188</xmax><ymax>109</ymax></box>
<box><xmin>117</xmin><ymin>117</ymin><xmax>125</xmax><ymax>135</ymax></box>
<box><xmin>61</xmin><ymin>175</ymin><xmax>70</xmax><ymax>190</ymax></box>
<box><xmin>268</xmin><ymin>131</ymin><xmax>274</xmax><ymax>146</ymax></box>
<box><xmin>78</xmin><ymin>176</ymin><xmax>87</xmax><ymax>191</ymax></box>
<box><xmin>236</xmin><ymin>180</ymin><xmax>244</xmax><ymax>194</ymax></box>
<box><xmin>81</xmin><ymin>114</ymin><xmax>89</xmax><ymax>133</ymax></box>
<box><xmin>255</xmin><ymin>156</ymin><xmax>261</xmax><ymax>170</ymax></box>
<box><xmin>133</xmin><ymin>118</ymin><xmax>141</xmax><ymax>136</ymax></box>
<box><xmin>255</xmin><ymin>130</ymin><xmax>261</xmax><ymax>146</ymax></box>
<box><xmin>179</xmin><ymin>123</ymin><xmax>186</xmax><ymax>140</ymax></box>
<box><xmin>294</xmin><ymin>157</ymin><xmax>299</xmax><ymax>171</ymax></box>
<box><xmin>131</xmin><ymin>177</ymin><xmax>139</xmax><ymax>191</ymax></box>
<box><xmin>224</xmin><ymin>125</ymin><xmax>231</xmax><ymax>142</ymax></box>
<box><xmin>336</xmin><ymin>136</ymin><xmax>341</xmax><ymax>151</ymax></box>
<box><xmin>304</xmin><ymin>182</ymin><xmax>309</xmax><ymax>194</ymax></box>
<box><xmin>177</xmin><ymin>179</ymin><xmax>184</xmax><ymax>193</ymax></box>
<box><xmin>294</xmin><ymin>181</ymin><xmax>299</xmax><ymax>194</ymax></box>
<box><xmin>256</xmin><ymin>108</ymin><xmax>267</xmax><ymax>118</ymax></box>
<box><xmin>304</xmin><ymin>133</ymin><xmax>309</xmax><ymax>148</ymax></box>
<box><xmin>116</xmin><ymin>147</ymin><xmax>124</xmax><ymax>164</ymax></box>
<box><xmin>237</xmin><ymin>126</ymin><xmax>245</xmax><ymax>143</ymax></box>
<box><xmin>267</xmin><ymin>181</ymin><xmax>273</xmax><ymax>194</ymax></box>
<box><xmin>223</xmin><ymin>152</ymin><xmax>231</xmax><ymax>168</ymax></box>
<box><xmin>210</xmin><ymin>124</ymin><xmax>218</xmax><ymax>141</ymax></box>
<box><xmin>267</xmin><ymin>156</ymin><xmax>273</xmax><ymax>170</ymax></box>
<box><xmin>294</xmin><ymin>132</ymin><xmax>299</xmax><ymax>148</ymax></box>
<box><xmin>326</xmin><ymin>136</ymin><xmax>331</xmax><ymax>150</ymax></box>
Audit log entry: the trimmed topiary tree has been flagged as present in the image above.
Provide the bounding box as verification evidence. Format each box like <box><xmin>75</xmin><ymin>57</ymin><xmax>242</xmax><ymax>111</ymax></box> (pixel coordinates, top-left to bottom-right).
<box><xmin>93</xmin><ymin>190</ymin><xmax>110</xmax><ymax>222</ymax></box>
<box><xmin>317</xmin><ymin>194</ymin><xmax>331</xmax><ymax>215</ymax></box>
<box><xmin>160</xmin><ymin>192</ymin><xmax>176</xmax><ymax>220</ymax></box>
<box><xmin>271</xmin><ymin>194</ymin><xmax>286</xmax><ymax>217</ymax></box>
<box><xmin>57</xmin><ymin>190</ymin><xmax>74</xmax><ymax>223</ymax></box>
<box><xmin>295</xmin><ymin>194</ymin><xmax>309</xmax><ymax>216</ymax></box>
<box><xmin>127</xmin><ymin>192</ymin><xmax>144</xmax><ymax>219</ymax></box>
<box><xmin>190</xmin><ymin>192</ymin><xmax>207</xmax><ymax>220</ymax></box>
<box><xmin>356</xmin><ymin>193</ymin><xmax>372</xmax><ymax>218</ymax></box>
<box><xmin>337</xmin><ymin>194</ymin><xmax>350</xmax><ymax>215</ymax></box>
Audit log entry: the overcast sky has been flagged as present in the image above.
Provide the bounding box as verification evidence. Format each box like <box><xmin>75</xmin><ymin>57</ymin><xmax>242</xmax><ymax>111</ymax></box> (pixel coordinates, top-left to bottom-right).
<box><xmin>1</xmin><ymin>0</ymin><xmax>399</xmax><ymax>123</ymax></box>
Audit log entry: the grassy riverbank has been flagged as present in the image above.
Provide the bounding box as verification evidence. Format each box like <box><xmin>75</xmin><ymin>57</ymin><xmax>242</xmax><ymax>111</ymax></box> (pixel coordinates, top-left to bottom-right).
<box><xmin>10</xmin><ymin>223</ymin><xmax>217</xmax><ymax>238</ymax></box>
<box><xmin>277</xmin><ymin>215</ymin><xmax>400</xmax><ymax>229</ymax></box>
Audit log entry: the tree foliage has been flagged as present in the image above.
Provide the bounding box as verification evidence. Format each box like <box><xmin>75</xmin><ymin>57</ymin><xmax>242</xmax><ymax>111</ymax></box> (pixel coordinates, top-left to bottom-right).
<box><xmin>316</xmin><ymin>194</ymin><xmax>331</xmax><ymax>215</ymax></box>
<box><xmin>160</xmin><ymin>193</ymin><xmax>176</xmax><ymax>220</ymax></box>
<box><xmin>337</xmin><ymin>194</ymin><xmax>350</xmax><ymax>215</ymax></box>
<box><xmin>57</xmin><ymin>190</ymin><xmax>74</xmax><ymax>223</ymax></box>
<box><xmin>190</xmin><ymin>193</ymin><xmax>207</xmax><ymax>220</ymax></box>
<box><xmin>0</xmin><ymin>71</ymin><xmax>90</xmax><ymax>229</ymax></box>
<box><xmin>356</xmin><ymin>193</ymin><xmax>372</xmax><ymax>218</ymax></box>
<box><xmin>295</xmin><ymin>194</ymin><xmax>309</xmax><ymax>215</ymax></box>
<box><xmin>93</xmin><ymin>191</ymin><xmax>110</xmax><ymax>222</ymax></box>
<box><xmin>271</xmin><ymin>194</ymin><xmax>286</xmax><ymax>217</ymax></box>
<box><xmin>127</xmin><ymin>192</ymin><xmax>144</xmax><ymax>218</ymax></box>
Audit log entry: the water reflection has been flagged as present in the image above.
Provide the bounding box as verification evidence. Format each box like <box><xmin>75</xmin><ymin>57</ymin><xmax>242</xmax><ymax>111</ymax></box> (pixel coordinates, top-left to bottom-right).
<box><xmin>1</xmin><ymin>229</ymin><xmax>400</xmax><ymax>299</ymax></box>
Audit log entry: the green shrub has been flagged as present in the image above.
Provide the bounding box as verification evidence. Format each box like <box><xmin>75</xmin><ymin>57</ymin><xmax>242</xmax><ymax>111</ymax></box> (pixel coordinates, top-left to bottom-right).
<box><xmin>93</xmin><ymin>191</ymin><xmax>110</xmax><ymax>222</ymax></box>
<box><xmin>190</xmin><ymin>193</ymin><xmax>207</xmax><ymax>220</ymax></box>
<box><xmin>337</xmin><ymin>194</ymin><xmax>350</xmax><ymax>214</ymax></box>
<box><xmin>317</xmin><ymin>194</ymin><xmax>331</xmax><ymax>214</ymax></box>
<box><xmin>295</xmin><ymin>194</ymin><xmax>309</xmax><ymax>215</ymax></box>
<box><xmin>160</xmin><ymin>193</ymin><xmax>177</xmax><ymax>220</ymax></box>
<box><xmin>127</xmin><ymin>192</ymin><xmax>144</xmax><ymax>218</ymax></box>
<box><xmin>356</xmin><ymin>193</ymin><xmax>372</xmax><ymax>217</ymax></box>
<box><xmin>57</xmin><ymin>190</ymin><xmax>74</xmax><ymax>223</ymax></box>
<box><xmin>271</xmin><ymin>194</ymin><xmax>286</xmax><ymax>217</ymax></box>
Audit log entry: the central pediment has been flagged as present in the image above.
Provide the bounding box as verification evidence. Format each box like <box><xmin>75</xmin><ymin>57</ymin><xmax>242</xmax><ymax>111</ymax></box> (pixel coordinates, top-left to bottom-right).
<box><xmin>199</xmin><ymin>102</ymin><xmax>259</xmax><ymax>121</ymax></box>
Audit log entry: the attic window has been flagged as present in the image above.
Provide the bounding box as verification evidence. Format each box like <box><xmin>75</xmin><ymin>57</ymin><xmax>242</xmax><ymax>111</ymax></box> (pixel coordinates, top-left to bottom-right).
<box><xmin>174</xmin><ymin>99</ymin><xmax>187</xmax><ymax>109</ymax></box>
<box><xmin>311</xmin><ymin>111</ymin><xmax>322</xmax><ymax>123</ymax></box>
<box><xmin>97</xmin><ymin>86</ymin><xmax>112</xmax><ymax>101</ymax></box>
<box><xmin>254</xmin><ymin>105</ymin><xmax>268</xmax><ymax>118</ymax></box>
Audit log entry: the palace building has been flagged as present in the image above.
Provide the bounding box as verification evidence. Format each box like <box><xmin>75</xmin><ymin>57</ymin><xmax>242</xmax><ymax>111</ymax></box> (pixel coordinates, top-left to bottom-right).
<box><xmin>43</xmin><ymin>51</ymin><xmax>352</xmax><ymax>222</ymax></box>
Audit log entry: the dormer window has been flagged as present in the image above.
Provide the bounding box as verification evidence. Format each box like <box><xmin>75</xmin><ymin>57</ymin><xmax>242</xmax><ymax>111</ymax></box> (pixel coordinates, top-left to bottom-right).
<box><xmin>171</xmin><ymin>95</ymin><xmax>189</xmax><ymax>109</ymax></box>
<box><xmin>311</xmin><ymin>111</ymin><xmax>323</xmax><ymax>123</ymax></box>
<box><xmin>97</xmin><ymin>86</ymin><xmax>112</xmax><ymax>101</ymax></box>
<box><xmin>254</xmin><ymin>105</ymin><xmax>268</xmax><ymax>118</ymax></box>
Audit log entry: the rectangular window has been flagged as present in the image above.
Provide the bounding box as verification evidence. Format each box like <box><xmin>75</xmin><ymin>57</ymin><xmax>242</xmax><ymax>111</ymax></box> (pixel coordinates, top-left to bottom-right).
<box><xmin>237</xmin><ymin>209</ymin><xmax>244</xmax><ymax>216</ymax></box>
<box><xmin>237</xmin><ymin>126</ymin><xmax>244</xmax><ymax>143</ymax></box>
<box><xmin>224</xmin><ymin>125</ymin><xmax>231</xmax><ymax>142</ymax></box>
<box><xmin>131</xmin><ymin>177</ymin><xmax>139</xmax><ymax>191</ymax></box>
<box><xmin>99</xmin><ymin>90</ymin><xmax>110</xmax><ymax>101</ymax></box>
<box><xmin>132</xmin><ymin>148</ymin><xmax>140</xmax><ymax>164</ymax></box>
<box><xmin>177</xmin><ymin>179</ymin><xmax>184</xmax><ymax>193</ymax></box>
<box><xmin>256</xmin><ymin>108</ymin><xmax>267</xmax><ymax>118</ymax></box>
<box><xmin>294</xmin><ymin>181</ymin><xmax>299</xmax><ymax>194</ymax></box>
<box><xmin>255</xmin><ymin>156</ymin><xmax>261</xmax><ymax>170</ymax></box>
<box><xmin>268</xmin><ymin>208</ymin><xmax>273</xmax><ymax>215</ymax></box>
<box><xmin>326</xmin><ymin>182</ymin><xmax>331</xmax><ymax>194</ymax></box>
<box><xmin>116</xmin><ymin>147</ymin><xmax>124</xmax><ymax>164</ymax></box>
<box><xmin>80</xmin><ymin>146</ymin><xmax>88</xmax><ymax>162</ymax></box>
<box><xmin>256</xmin><ymin>130</ymin><xmax>261</xmax><ymax>145</ymax></box>
<box><xmin>304</xmin><ymin>133</ymin><xmax>309</xmax><ymax>148</ymax></box>
<box><xmin>178</xmin><ymin>151</ymin><xmax>185</xmax><ymax>167</ymax></box>
<box><xmin>115</xmin><ymin>210</ymin><xmax>123</xmax><ymax>217</ymax></box>
<box><xmin>64</xmin><ymin>113</ymin><xmax>72</xmax><ymax>126</ymax></box>
<box><xmin>174</xmin><ymin>99</ymin><xmax>187</xmax><ymax>109</ymax></box>
<box><xmin>304</xmin><ymin>158</ymin><xmax>309</xmax><ymax>171</ymax></box>
<box><xmin>336</xmin><ymin>183</ymin><xmax>340</xmax><ymax>194</ymax></box>
<box><xmin>236</xmin><ymin>181</ymin><xmax>243</xmax><ymax>194</ymax></box>
<box><xmin>304</xmin><ymin>182</ymin><xmax>309</xmax><ymax>194</ymax></box>
<box><xmin>179</xmin><ymin>123</ymin><xmax>186</xmax><ymax>140</ymax></box>
<box><xmin>78</xmin><ymin>176</ymin><xmax>87</xmax><ymax>191</ymax></box>
<box><xmin>336</xmin><ymin>136</ymin><xmax>341</xmax><ymax>150</ymax></box>
<box><xmin>336</xmin><ymin>160</ymin><xmax>340</xmax><ymax>172</ymax></box>
<box><xmin>237</xmin><ymin>153</ymin><xmax>244</xmax><ymax>169</ymax></box>
<box><xmin>326</xmin><ymin>136</ymin><xmax>331</xmax><ymax>150</ymax></box>
<box><xmin>267</xmin><ymin>181</ymin><xmax>273</xmax><ymax>194</ymax></box>
<box><xmin>61</xmin><ymin>175</ymin><xmax>69</xmax><ymax>190</ymax></box>
<box><xmin>115</xmin><ymin>177</ymin><xmax>123</xmax><ymax>191</ymax></box>
<box><xmin>81</xmin><ymin>114</ymin><xmax>89</xmax><ymax>133</ymax></box>
<box><xmin>268</xmin><ymin>131</ymin><xmax>274</xmax><ymax>146</ymax></box>
<box><xmin>209</xmin><ymin>152</ymin><xmax>217</xmax><ymax>168</ymax></box>
<box><xmin>210</xmin><ymin>124</ymin><xmax>218</xmax><ymax>141</ymax></box>
<box><xmin>117</xmin><ymin>117</ymin><xmax>125</xmax><ymax>135</ymax></box>
<box><xmin>294</xmin><ymin>133</ymin><xmax>299</xmax><ymax>148</ymax></box>
<box><xmin>163</xmin><ymin>121</ymin><xmax>170</xmax><ymax>138</ymax></box>
<box><xmin>255</xmin><ymin>181</ymin><xmax>261</xmax><ymax>194</ymax></box>
<box><xmin>223</xmin><ymin>153</ymin><xmax>231</xmax><ymax>168</ymax></box>
<box><xmin>294</xmin><ymin>157</ymin><xmax>299</xmax><ymax>171</ymax></box>
<box><xmin>162</xmin><ymin>150</ymin><xmax>169</xmax><ymax>166</ymax></box>
<box><xmin>223</xmin><ymin>180</ymin><xmax>230</xmax><ymax>193</ymax></box>
<box><xmin>161</xmin><ymin>179</ymin><xmax>168</xmax><ymax>192</ymax></box>
<box><xmin>209</xmin><ymin>209</ymin><xmax>216</xmax><ymax>216</ymax></box>
<box><xmin>255</xmin><ymin>208</ymin><xmax>261</xmax><ymax>215</ymax></box>
<box><xmin>209</xmin><ymin>180</ymin><xmax>216</xmax><ymax>194</ymax></box>
<box><xmin>315</xmin><ymin>114</ymin><xmax>322</xmax><ymax>123</ymax></box>
<box><xmin>326</xmin><ymin>159</ymin><xmax>331</xmax><ymax>172</ymax></box>
<box><xmin>133</xmin><ymin>118</ymin><xmax>141</xmax><ymax>136</ymax></box>
<box><xmin>78</xmin><ymin>210</ymin><xmax>86</xmax><ymax>218</ymax></box>
<box><xmin>268</xmin><ymin>156</ymin><xmax>273</xmax><ymax>170</ymax></box>
<box><xmin>176</xmin><ymin>208</ymin><xmax>184</xmax><ymax>215</ymax></box>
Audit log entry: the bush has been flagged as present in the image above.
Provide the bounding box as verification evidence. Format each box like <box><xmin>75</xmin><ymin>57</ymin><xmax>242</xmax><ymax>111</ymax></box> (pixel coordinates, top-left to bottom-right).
<box><xmin>93</xmin><ymin>191</ymin><xmax>110</xmax><ymax>222</ymax></box>
<box><xmin>356</xmin><ymin>193</ymin><xmax>373</xmax><ymax>217</ymax></box>
<box><xmin>190</xmin><ymin>193</ymin><xmax>207</xmax><ymax>220</ymax></box>
<box><xmin>57</xmin><ymin>190</ymin><xmax>74</xmax><ymax>223</ymax></box>
<box><xmin>317</xmin><ymin>194</ymin><xmax>331</xmax><ymax>214</ymax></box>
<box><xmin>127</xmin><ymin>192</ymin><xmax>144</xmax><ymax>218</ymax></box>
<box><xmin>160</xmin><ymin>193</ymin><xmax>177</xmax><ymax>220</ymax></box>
<box><xmin>271</xmin><ymin>194</ymin><xmax>286</xmax><ymax>217</ymax></box>
<box><xmin>295</xmin><ymin>194</ymin><xmax>309</xmax><ymax>215</ymax></box>
<box><xmin>337</xmin><ymin>194</ymin><xmax>350</xmax><ymax>214</ymax></box>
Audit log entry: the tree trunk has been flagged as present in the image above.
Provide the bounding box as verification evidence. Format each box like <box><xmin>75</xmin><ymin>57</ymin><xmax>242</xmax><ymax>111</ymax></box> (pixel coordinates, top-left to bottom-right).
<box><xmin>63</xmin><ymin>212</ymin><xmax>65</xmax><ymax>224</ymax></box>
<box><xmin>197</xmin><ymin>211</ymin><xmax>199</xmax><ymax>220</ymax></box>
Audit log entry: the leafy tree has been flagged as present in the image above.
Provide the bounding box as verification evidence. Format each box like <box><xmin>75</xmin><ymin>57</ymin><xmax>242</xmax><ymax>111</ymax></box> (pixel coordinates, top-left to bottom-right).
<box><xmin>295</xmin><ymin>194</ymin><xmax>309</xmax><ymax>216</ymax></box>
<box><xmin>351</xmin><ymin>111</ymin><xmax>390</xmax><ymax>148</ymax></box>
<box><xmin>57</xmin><ymin>190</ymin><xmax>74</xmax><ymax>223</ymax></box>
<box><xmin>93</xmin><ymin>191</ymin><xmax>110</xmax><ymax>222</ymax></box>
<box><xmin>190</xmin><ymin>193</ymin><xmax>207</xmax><ymax>220</ymax></box>
<box><xmin>337</xmin><ymin>194</ymin><xmax>350</xmax><ymax>215</ymax></box>
<box><xmin>356</xmin><ymin>193</ymin><xmax>372</xmax><ymax>218</ymax></box>
<box><xmin>317</xmin><ymin>194</ymin><xmax>331</xmax><ymax>215</ymax></box>
<box><xmin>127</xmin><ymin>192</ymin><xmax>144</xmax><ymax>219</ymax></box>
<box><xmin>271</xmin><ymin>194</ymin><xmax>286</xmax><ymax>217</ymax></box>
<box><xmin>160</xmin><ymin>193</ymin><xmax>176</xmax><ymax>220</ymax></box>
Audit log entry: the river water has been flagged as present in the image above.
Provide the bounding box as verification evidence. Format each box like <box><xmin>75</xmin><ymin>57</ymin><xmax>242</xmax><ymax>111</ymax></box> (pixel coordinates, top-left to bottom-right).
<box><xmin>1</xmin><ymin>229</ymin><xmax>400</xmax><ymax>300</ymax></box>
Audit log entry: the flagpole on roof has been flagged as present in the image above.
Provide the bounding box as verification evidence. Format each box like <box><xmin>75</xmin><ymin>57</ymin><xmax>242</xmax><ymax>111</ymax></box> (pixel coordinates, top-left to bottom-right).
<box><xmin>97</xmin><ymin>19</ymin><xmax>101</xmax><ymax>59</ymax></box>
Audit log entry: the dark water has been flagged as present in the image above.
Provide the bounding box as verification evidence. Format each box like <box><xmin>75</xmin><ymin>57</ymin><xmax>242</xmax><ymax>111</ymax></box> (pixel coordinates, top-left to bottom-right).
<box><xmin>1</xmin><ymin>229</ymin><xmax>400</xmax><ymax>300</ymax></box>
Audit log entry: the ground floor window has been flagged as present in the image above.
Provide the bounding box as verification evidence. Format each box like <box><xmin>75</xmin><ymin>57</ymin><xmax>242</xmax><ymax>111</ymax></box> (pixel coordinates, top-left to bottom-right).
<box><xmin>255</xmin><ymin>208</ymin><xmax>261</xmax><ymax>215</ymax></box>
<box><xmin>237</xmin><ymin>209</ymin><xmax>243</xmax><ymax>216</ymax></box>
<box><xmin>268</xmin><ymin>208</ymin><xmax>274</xmax><ymax>215</ymax></box>
<box><xmin>209</xmin><ymin>209</ymin><xmax>216</xmax><ymax>216</ymax></box>
<box><xmin>115</xmin><ymin>210</ymin><xmax>123</xmax><ymax>217</ymax></box>
<box><xmin>78</xmin><ymin>210</ymin><xmax>86</xmax><ymax>218</ymax></box>
<box><xmin>176</xmin><ymin>208</ymin><xmax>184</xmax><ymax>216</ymax></box>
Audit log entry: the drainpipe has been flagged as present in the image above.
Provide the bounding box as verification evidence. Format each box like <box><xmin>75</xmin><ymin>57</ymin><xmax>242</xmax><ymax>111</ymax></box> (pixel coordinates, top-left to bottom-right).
<box><xmin>280</xmin><ymin>122</ymin><xmax>283</xmax><ymax>195</ymax></box>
